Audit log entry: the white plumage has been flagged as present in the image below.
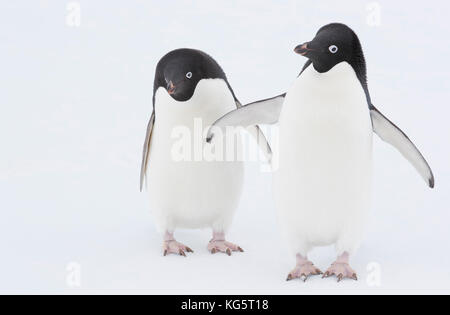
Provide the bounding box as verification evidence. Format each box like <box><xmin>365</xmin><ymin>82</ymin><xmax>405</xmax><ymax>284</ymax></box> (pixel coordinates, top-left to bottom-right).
<box><xmin>146</xmin><ymin>79</ymin><xmax>244</xmax><ymax>234</ymax></box>
<box><xmin>207</xmin><ymin>23</ymin><xmax>433</xmax><ymax>278</ymax></box>
<box><xmin>274</xmin><ymin>62</ymin><xmax>373</xmax><ymax>257</ymax></box>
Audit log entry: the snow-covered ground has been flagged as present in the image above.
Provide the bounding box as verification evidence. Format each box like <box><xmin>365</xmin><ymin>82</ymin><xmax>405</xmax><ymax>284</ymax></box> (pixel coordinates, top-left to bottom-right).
<box><xmin>1</xmin><ymin>1</ymin><xmax>449</xmax><ymax>294</ymax></box>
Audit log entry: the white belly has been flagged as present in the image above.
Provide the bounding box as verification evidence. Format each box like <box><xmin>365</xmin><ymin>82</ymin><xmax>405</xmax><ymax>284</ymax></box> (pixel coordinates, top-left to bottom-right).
<box><xmin>147</xmin><ymin>79</ymin><xmax>244</xmax><ymax>232</ymax></box>
<box><xmin>274</xmin><ymin>62</ymin><xmax>373</xmax><ymax>255</ymax></box>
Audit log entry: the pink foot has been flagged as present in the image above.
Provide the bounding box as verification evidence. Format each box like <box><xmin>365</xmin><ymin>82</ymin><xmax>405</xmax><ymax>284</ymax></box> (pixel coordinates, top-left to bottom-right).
<box><xmin>163</xmin><ymin>240</ymin><xmax>193</xmax><ymax>257</ymax></box>
<box><xmin>162</xmin><ymin>231</ymin><xmax>193</xmax><ymax>257</ymax></box>
<box><xmin>323</xmin><ymin>252</ymin><xmax>358</xmax><ymax>282</ymax></box>
<box><xmin>287</xmin><ymin>254</ymin><xmax>322</xmax><ymax>282</ymax></box>
<box><xmin>208</xmin><ymin>232</ymin><xmax>244</xmax><ymax>256</ymax></box>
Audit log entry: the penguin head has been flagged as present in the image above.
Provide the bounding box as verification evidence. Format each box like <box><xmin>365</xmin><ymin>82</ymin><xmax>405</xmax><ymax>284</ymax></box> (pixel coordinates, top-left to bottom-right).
<box><xmin>154</xmin><ymin>49</ymin><xmax>229</xmax><ymax>102</ymax></box>
<box><xmin>294</xmin><ymin>23</ymin><xmax>366</xmax><ymax>74</ymax></box>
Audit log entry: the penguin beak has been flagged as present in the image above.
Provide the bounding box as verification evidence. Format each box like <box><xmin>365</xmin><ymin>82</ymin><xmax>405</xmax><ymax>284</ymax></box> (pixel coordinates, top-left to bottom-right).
<box><xmin>294</xmin><ymin>42</ymin><xmax>311</xmax><ymax>56</ymax></box>
<box><xmin>167</xmin><ymin>81</ymin><xmax>176</xmax><ymax>95</ymax></box>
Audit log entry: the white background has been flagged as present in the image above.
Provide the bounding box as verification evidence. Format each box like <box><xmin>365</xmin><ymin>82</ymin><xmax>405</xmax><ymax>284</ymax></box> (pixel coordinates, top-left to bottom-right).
<box><xmin>1</xmin><ymin>0</ymin><xmax>449</xmax><ymax>294</ymax></box>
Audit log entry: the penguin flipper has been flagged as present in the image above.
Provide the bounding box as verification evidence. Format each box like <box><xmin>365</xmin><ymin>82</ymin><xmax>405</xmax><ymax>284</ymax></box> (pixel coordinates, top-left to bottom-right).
<box><xmin>370</xmin><ymin>105</ymin><xmax>435</xmax><ymax>188</ymax></box>
<box><xmin>207</xmin><ymin>94</ymin><xmax>285</xmax><ymax>143</ymax></box>
<box><xmin>235</xmin><ymin>100</ymin><xmax>273</xmax><ymax>162</ymax></box>
<box><xmin>140</xmin><ymin>110</ymin><xmax>156</xmax><ymax>192</ymax></box>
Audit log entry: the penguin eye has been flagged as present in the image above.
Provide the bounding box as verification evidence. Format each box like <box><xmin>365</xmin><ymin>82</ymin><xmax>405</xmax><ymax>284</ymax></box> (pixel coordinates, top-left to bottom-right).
<box><xmin>329</xmin><ymin>45</ymin><xmax>338</xmax><ymax>54</ymax></box>
<box><xmin>186</xmin><ymin>72</ymin><xmax>193</xmax><ymax>79</ymax></box>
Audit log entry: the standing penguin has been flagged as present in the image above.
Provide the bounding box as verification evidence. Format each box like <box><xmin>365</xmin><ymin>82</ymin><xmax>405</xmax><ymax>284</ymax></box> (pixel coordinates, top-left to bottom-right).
<box><xmin>141</xmin><ymin>49</ymin><xmax>271</xmax><ymax>256</ymax></box>
<box><xmin>208</xmin><ymin>24</ymin><xmax>434</xmax><ymax>280</ymax></box>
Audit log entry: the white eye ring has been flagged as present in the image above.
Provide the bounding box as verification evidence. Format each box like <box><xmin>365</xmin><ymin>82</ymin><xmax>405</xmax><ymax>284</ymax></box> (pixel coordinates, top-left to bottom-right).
<box><xmin>186</xmin><ymin>72</ymin><xmax>193</xmax><ymax>79</ymax></box>
<box><xmin>329</xmin><ymin>45</ymin><xmax>338</xmax><ymax>54</ymax></box>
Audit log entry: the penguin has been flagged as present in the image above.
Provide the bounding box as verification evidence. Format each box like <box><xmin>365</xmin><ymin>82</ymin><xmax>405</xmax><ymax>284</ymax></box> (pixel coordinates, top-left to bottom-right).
<box><xmin>207</xmin><ymin>24</ymin><xmax>434</xmax><ymax>280</ymax></box>
<box><xmin>140</xmin><ymin>48</ymin><xmax>271</xmax><ymax>256</ymax></box>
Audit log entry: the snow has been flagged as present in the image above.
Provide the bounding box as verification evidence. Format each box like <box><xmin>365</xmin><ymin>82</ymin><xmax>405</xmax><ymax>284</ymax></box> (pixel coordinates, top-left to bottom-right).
<box><xmin>0</xmin><ymin>0</ymin><xmax>449</xmax><ymax>294</ymax></box>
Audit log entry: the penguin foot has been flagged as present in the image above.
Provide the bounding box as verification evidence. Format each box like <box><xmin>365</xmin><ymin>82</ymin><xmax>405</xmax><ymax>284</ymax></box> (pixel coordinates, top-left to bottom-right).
<box><xmin>323</xmin><ymin>263</ymin><xmax>358</xmax><ymax>282</ymax></box>
<box><xmin>163</xmin><ymin>240</ymin><xmax>194</xmax><ymax>257</ymax></box>
<box><xmin>207</xmin><ymin>240</ymin><xmax>244</xmax><ymax>256</ymax></box>
<box><xmin>286</xmin><ymin>262</ymin><xmax>322</xmax><ymax>282</ymax></box>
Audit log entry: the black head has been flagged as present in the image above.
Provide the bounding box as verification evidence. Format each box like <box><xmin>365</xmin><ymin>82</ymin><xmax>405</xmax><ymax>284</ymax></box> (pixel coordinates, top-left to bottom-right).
<box><xmin>294</xmin><ymin>23</ymin><xmax>367</xmax><ymax>85</ymax></box>
<box><xmin>153</xmin><ymin>49</ymin><xmax>235</xmax><ymax>104</ymax></box>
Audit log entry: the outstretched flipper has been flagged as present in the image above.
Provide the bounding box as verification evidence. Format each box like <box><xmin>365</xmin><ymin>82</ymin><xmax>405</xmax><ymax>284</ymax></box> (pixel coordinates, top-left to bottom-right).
<box><xmin>234</xmin><ymin>100</ymin><xmax>274</xmax><ymax>162</ymax></box>
<box><xmin>207</xmin><ymin>94</ymin><xmax>285</xmax><ymax>143</ymax></box>
<box><xmin>370</xmin><ymin>105</ymin><xmax>434</xmax><ymax>188</ymax></box>
<box><xmin>140</xmin><ymin>110</ymin><xmax>156</xmax><ymax>192</ymax></box>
